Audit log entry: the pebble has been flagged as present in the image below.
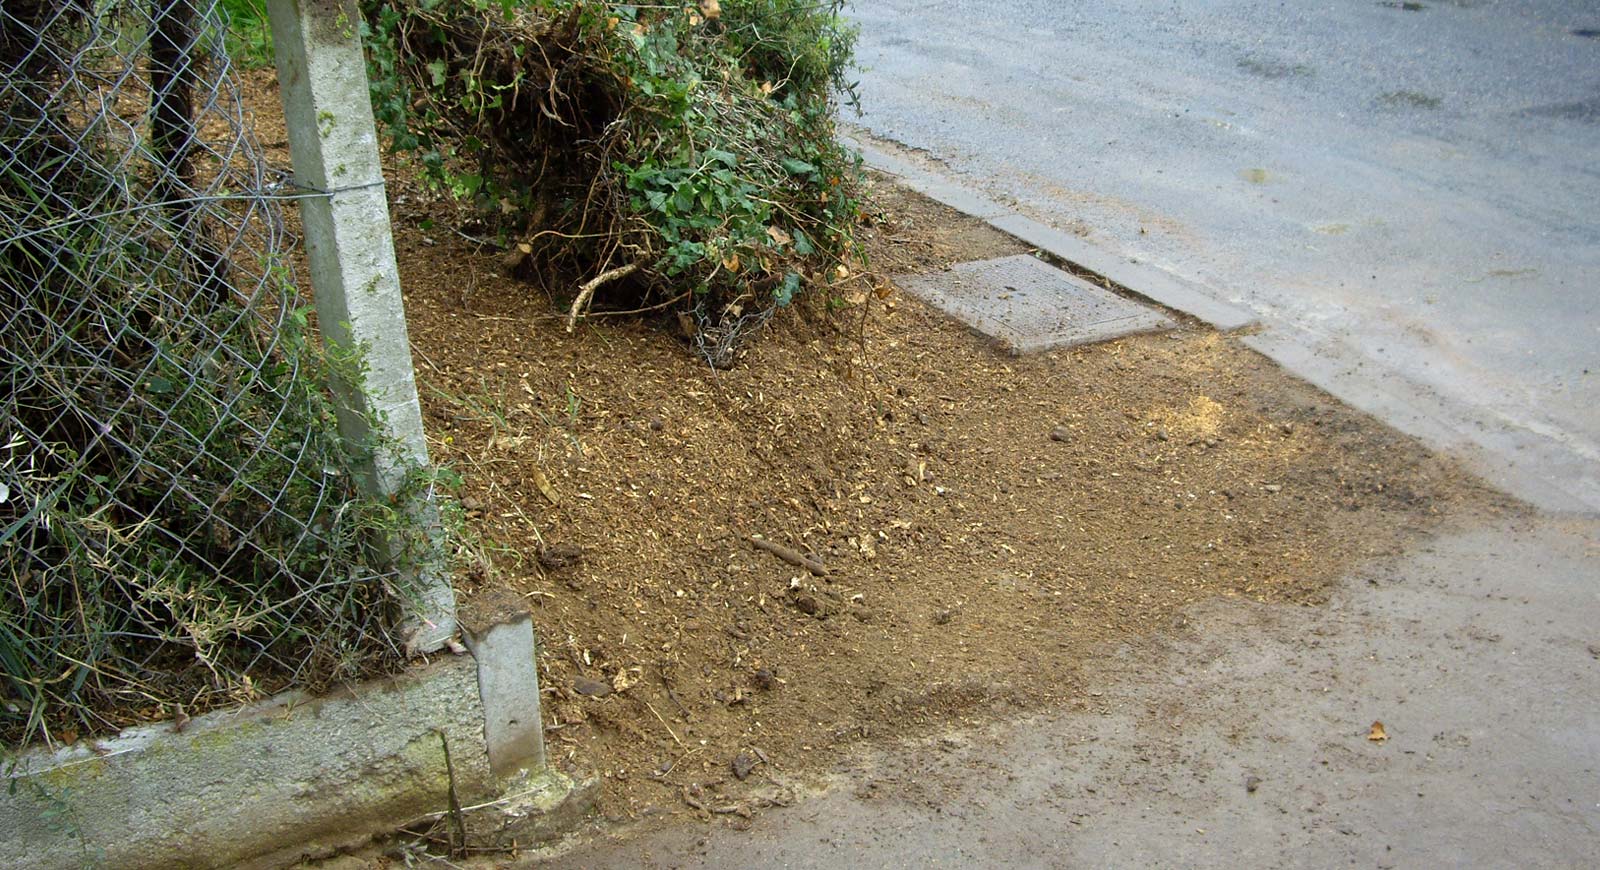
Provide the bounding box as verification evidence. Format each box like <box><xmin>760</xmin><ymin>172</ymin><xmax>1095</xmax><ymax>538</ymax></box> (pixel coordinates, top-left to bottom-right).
<box><xmin>573</xmin><ymin>676</ymin><xmax>612</xmax><ymax>698</ymax></box>
<box><xmin>1050</xmin><ymin>426</ymin><xmax>1072</xmax><ymax>443</ymax></box>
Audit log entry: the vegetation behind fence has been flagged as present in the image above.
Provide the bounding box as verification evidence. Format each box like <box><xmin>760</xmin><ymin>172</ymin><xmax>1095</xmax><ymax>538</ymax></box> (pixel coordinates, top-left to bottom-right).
<box><xmin>0</xmin><ymin>0</ymin><xmax>417</xmax><ymax>747</ymax></box>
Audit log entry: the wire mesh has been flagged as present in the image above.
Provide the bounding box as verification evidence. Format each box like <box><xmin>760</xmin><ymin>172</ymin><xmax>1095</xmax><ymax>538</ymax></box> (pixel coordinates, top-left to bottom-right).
<box><xmin>1</xmin><ymin>0</ymin><xmax>408</xmax><ymax>746</ymax></box>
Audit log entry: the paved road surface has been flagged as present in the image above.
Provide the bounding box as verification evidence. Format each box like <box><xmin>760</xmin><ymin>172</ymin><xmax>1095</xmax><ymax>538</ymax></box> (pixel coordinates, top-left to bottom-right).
<box><xmin>849</xmin><ymin>0</ymin><xmax>1600</xmax><ymax>511</ymax></box>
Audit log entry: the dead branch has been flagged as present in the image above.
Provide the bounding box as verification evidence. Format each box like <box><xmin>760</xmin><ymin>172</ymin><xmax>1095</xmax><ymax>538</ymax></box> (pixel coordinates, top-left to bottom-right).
<box><xmin>747</xmin><ymin>535</ymin><xmax>828</xmax><ymax>577</ymax></box>
<box><xmin>565</xmin><ymin>261</ymin><xmax>641</xmax><ymax>332</ymax></box>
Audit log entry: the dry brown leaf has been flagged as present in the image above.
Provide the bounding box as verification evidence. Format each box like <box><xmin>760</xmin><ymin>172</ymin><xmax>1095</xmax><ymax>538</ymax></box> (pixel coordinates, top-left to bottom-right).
<box><xmin>531</xmin><ymin>468</ymin><xmax>561</xmax><ymax>505</ymax></box>
<box><xmin>612</xmin><ymin>667</ymin><xmax>641</xmax><ymax>693</ymax></box>
<box><xmin>700</xmin><ymin>0</ymin><xmax>721</xmax><ymax>21</ymax></box>
<box><xmin>767</xmin><ymin>225</ymin><xmax>792</xmax><ymax>246</ymax></box>
<box><xmin>722</xmin><ymin>252</ymin><xmax>741</xmax><ymax>273</ymax></box>
<box><xmin>1367</xmin><ymin>720</ymin><xmax>1388</xmax><ymax>742</ymax></box>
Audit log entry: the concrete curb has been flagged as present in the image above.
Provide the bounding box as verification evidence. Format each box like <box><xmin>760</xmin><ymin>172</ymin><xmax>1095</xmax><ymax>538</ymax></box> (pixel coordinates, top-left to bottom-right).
<box><xmin>845</xmin><ymin>134</ymin><xmax>1260</xmax><ymax>333</ymax></box>
<box><xmin>2</xmin><ymin>615</ymin><xmax>589</xmax><ymax>869</ymax></box>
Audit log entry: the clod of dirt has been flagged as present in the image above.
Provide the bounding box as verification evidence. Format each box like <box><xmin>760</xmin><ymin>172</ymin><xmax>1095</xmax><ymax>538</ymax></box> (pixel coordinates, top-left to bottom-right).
<box><xmin>1245</xmin><ymin>775</ymin><xmax>1263</xmax><ymax>793</ymax></box>
<box><xmin>793</xmin><ymin>593</ymin><xmax>828</xmax><ymax>618</ymax></box>
<box><xmin>1049</xmin><ymin>426</ymin><xmax>1072</xmax><ymax>443</ymax></box>
<box><xmin>538</xmin><ymin>543</ymin><xmax>584</xmax><ymax>570</ymax></box>
<box><xmin>752</xmin><ymin>668</ymin><xmax>776</xmax><ymax>691</ymax></box>
<box><xmin>1587</xmin><ymin>644</ymin><xmax>1599</xmax><ymax>660</ymax></box>
<box><xmin>573</xmin><ymin>676</ymin><xmax>613</xmax><ymax>698</ymax></box>
<box><xmin>932</xmin><ymin>608</ymin><xmax>955</xmax><ymax>625</ymax></box>
<box><xmin>731</xmin><ymin>749</ymin><xmax>761</xmax><ymax>781</ymax></box>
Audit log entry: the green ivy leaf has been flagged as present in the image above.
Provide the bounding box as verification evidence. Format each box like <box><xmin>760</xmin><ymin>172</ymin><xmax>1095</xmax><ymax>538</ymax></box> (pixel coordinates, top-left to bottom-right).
<box><xmin>776</xmin><ymin>272</ymin><xmax>802</xmax><ymax>306</ymax></box>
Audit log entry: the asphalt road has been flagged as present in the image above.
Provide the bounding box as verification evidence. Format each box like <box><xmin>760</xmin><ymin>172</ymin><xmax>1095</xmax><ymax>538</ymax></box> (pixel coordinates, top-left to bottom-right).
<box><xmin>848</xmin><ymin>0</ymin><xmax>1600</xmax><ymax>511</ymax></box>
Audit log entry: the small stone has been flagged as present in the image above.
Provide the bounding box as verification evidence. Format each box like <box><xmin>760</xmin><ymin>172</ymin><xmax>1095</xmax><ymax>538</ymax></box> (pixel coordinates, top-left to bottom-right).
<box><xmin>1204</xmin><ymin>438</ymin><xmax>1219</xmax><ymax>448</ymax></box>
<box><xmin>1263</xmin><ymin>484</ymin><xmax>1283</xmax><ymax>493</ymax></box>
<box><xmin>932</xmin><ymin>608</ymin><xmax>954</xmax><ymax>625</ymax></box>
<box><xmin>573</xmin><ymin>676</ymin><xmax>612</xmax><ymax>698</ymax></box>
<box><xmin>794</xmin><ymin>594</ymin><xmax>826</xmax><ymax>618</ymax></box>
<box><xmin>538</xmin><ymin>543</ymin><xmax>584</xmax><ymax>570</ymax></box>
<box><xmin>752</xmin><ymin>668</ymin><xmax>776</xmax><ymax>691</ymax></box>
<box><xmin>731</xmin><ymin>750</ymin><xmax>761</xmax><ymax>781</ymax></box>
<box><xmin>1049</xmin><ymin>426</ymin><xmax>1072</xmax><ymax>443</ymax></box>
<box><xmin>1587</xmin><ymin>644</ymin><xmax>1599</xmax><ymax>660</ymax></box>
<box><xmin>1155</xmin><ymin>428</ymin><xmax>1170</xmax><ymax>442</ymax></box>
<box><xmin>1280</xmin><ymin>422</ymin><xmax>1295</xmax><ymax>435</ymax></box>
<box><xmin>1245</xmin><ymin>775</ymin><xmax>1262</xmax><ymax>793</ymax></box>
<box><xmin>649</xmin><ymin>417</ymin><xmax>665</xmax><ymax>431</ymax></box>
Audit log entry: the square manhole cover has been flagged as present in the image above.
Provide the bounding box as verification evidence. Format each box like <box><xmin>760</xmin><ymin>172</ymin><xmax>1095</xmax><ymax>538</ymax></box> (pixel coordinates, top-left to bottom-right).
<box><xmin>895</xmin><ymin>254</ymin><xmax>1173</xmax><ymax>354</ymax></box>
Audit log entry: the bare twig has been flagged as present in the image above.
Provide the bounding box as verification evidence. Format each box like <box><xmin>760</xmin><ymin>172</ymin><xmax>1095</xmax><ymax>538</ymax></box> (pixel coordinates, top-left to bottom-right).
<box><xmin>566</xmin><ymin>263</ymin><xmax>640</xmax><ymax>332</ymax></box>
<box><xmin>747</xmin><ymin>535</ymin><xmax>829</xmax><ymax>577</ymax></box>
<box><xmin>639</xmin><ymin>697</ymin><xmax>685</xmax><ymax>747</ymax></box>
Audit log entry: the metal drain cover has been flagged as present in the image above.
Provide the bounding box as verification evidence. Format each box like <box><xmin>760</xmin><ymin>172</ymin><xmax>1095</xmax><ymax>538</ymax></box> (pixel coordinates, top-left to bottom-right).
<box><xmin>895</xmin><ymin>254</ymin><xmax>1174</xmax><ymax>354</ymax></box>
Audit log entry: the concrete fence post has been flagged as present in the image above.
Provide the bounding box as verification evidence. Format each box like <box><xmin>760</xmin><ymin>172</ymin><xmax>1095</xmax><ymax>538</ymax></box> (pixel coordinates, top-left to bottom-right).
<box><xmin>265</xmin><ymin>0</ymin><xmax>456</xmax><ymax>653</ymax></box>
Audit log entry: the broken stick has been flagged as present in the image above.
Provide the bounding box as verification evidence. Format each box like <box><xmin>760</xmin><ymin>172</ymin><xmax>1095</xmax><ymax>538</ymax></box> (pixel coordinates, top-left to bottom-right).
<box><xmin>747</xmin><ymin>535</ymin><xmax>828</xmax><ymax>577</ymax></box>
<box><xmin>566</xmin><ymin>262</ymin><xmax>641</xmax><ymax>332</ymax></box>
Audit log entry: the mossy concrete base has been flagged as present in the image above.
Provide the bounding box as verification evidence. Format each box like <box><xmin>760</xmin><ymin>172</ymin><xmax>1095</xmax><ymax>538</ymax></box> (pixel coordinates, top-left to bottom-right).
<box><xmin>1</xmin><ymin>645</ymin><xmax>586</xmax><ymax>869</ymax></box>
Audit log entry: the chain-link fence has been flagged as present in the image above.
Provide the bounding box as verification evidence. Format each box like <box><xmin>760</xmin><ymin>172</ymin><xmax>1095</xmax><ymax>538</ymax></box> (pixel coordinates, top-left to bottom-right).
<box><xmin>1</xmin><ymin>1</ymin><xmax>415</xmax><ymax>746</ymax></box>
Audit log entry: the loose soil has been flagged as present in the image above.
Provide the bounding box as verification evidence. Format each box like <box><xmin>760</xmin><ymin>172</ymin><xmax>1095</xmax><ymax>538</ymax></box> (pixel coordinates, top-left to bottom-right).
<box><xmin>400</xmin><ymin>184</ymin><xmax>1513</xmax><ymax>822</ymax></box>
<box><xmin>240</xmin><ymin>72</ymin><xmax>1511</xmax><ymax>834</ymax></box>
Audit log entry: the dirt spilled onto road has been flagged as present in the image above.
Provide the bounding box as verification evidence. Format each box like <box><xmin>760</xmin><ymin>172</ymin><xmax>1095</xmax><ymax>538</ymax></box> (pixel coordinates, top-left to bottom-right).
<box><xmin>372</xmin><ymin>171</ymin><xmax>1516</xmax><ymax>828</ymax></box>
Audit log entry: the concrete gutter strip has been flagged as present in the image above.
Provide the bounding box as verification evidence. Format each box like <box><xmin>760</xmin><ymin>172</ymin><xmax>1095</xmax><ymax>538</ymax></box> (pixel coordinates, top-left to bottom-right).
<box><xmin>3</xmin><ymin>614</ymin><xmax>591</xmax><ymax>870</ymax></box>
<box><xmin>4</xmin><ymin>657</ymin><xmax>490</xmax><ymax>869</ymax></box>
<box><xmin>846</xmin><ymin>135</ymin><xmax>1259</xmax><ymax>333</ymax></box>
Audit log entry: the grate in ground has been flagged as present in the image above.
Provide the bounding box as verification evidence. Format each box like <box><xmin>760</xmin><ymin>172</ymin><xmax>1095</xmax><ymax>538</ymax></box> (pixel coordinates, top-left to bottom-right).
<box><xmin>894</xmin><ymin>254</ymin><xmax>1174</xmax><ymax>354</ymax></box>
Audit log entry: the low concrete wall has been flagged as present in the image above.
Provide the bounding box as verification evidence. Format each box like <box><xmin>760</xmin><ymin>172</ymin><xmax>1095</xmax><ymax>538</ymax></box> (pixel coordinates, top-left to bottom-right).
<box><xmin>3</xmin><ymin>656</ymin><xmax>506</xmax><ymax>869</ymax></box>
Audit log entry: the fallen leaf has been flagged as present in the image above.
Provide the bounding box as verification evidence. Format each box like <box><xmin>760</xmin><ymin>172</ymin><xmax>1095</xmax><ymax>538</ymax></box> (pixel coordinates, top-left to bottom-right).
<box><xmin>767</xmin><ymin>225</ymin><xmax>792</xmax><ymax>246</ymax></box>
<box><xmin>722</xmin><ymin>252</ymin><xmax>741</xmax><ymax>272</ymax></box>
<box><xmin>531</xmin><ymin>468</ymin><xmax>561</xmax><ymax>505</ymax></box>
<box><xmin>1367</xmin><ymin>720</ymin><xmax>1388</xmax><ymax>743</ymax></box>
<box><xmin>612</xmin><ymin>667</ymin><xmax>641</xmax><ymax>693</ymax></box>
<box><xmin>700</xmin><ymin>0</ymin><xmax>721</xmax><ymax>20</ymax></box>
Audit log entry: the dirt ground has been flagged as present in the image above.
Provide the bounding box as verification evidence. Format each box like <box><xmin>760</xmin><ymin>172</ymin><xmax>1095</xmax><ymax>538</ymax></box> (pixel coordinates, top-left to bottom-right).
<box><xmin>238</xmin><ymin>70</ymin><xmax>1510</xmax><ymax>847</ymax></box>
<box><xmin>394</xmin><ymin>185</ymin><xmax>1512</xmax><ymax>826</ymax></box>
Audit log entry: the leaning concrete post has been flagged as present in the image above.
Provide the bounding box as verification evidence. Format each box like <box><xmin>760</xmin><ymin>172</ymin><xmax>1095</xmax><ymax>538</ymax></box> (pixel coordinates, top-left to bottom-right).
<box><xmin>266</xmin><ymin>0</ymin><xmax>456</xmax><ymax>653</ymax></box>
